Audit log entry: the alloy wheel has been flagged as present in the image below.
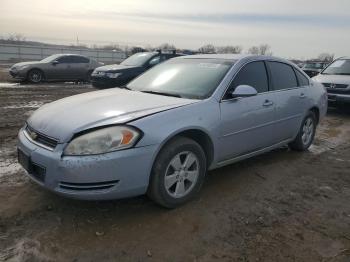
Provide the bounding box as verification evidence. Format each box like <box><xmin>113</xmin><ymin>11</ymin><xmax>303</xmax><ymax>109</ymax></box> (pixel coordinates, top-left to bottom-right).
<box><xmin>164</xmin><ymin>151</ymin><xmax>199</xmax><ymax>198</ymax></box>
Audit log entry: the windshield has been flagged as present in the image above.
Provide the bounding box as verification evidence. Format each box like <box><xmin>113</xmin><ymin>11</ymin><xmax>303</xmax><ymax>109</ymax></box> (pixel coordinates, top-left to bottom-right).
<box><xmin>127</xmin><ymin>58</ymin><xmax>234</xmax><ymax>99</ymax></box>
<box><xmin>303</xmin><ymin>63</ymin><xmax>326</xmax><ymax>69</ymax></box>
<box><xmin>120</xmin><ymin>52</ymin><xmax>155</xmax><ymax>66</ymax></box>
<box><xmin>40</xmin><ymin>54</ymin><xmax>61</xmax><ymax>63</ymax></box>
<box><xmin>322</xmin><ymin>60</ymin><xmax>350</xmax><ymax>75</ymax></box>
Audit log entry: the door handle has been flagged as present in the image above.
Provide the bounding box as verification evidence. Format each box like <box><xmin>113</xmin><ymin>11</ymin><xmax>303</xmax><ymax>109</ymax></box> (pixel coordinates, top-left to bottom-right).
<box><xmin>263</xmin><ymin>100</ymin><xmax>274</xmax><ymax>107</ymax></box>
<box><xmin>300</xmin><ymin>93</ymin><xmax>306</xmax><ymax>98</ymax></box>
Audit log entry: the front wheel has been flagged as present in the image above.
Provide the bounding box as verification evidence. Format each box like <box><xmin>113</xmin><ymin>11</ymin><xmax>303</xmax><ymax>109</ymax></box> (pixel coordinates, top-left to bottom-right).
<box><xmin>27</xmin><ymin>69</ymin><xmax>44</xmax><ymax>83</ymax></box>
<box><xmin>148</xmin><ymin>137</ymin><xmax>207</xmax><ymax>208</ymax></box>
<box><xmin>289</xmin><ymin>111</ymin><xmax>316</xmax><ymax>151</ymax></box>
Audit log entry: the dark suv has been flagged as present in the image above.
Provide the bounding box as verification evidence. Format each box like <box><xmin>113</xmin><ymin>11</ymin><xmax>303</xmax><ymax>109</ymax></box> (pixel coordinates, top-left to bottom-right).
<box><xmin>91</xmin><ymin>51</ymin><xmax>182</xmax><ymax>88</ymax></box>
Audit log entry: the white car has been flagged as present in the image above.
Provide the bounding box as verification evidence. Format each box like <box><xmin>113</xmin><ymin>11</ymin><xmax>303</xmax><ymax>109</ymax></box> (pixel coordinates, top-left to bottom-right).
<box><xmin>313</xmin><ymin>57</ymin><xmax>350</xmax><ymax>105</ymax></box>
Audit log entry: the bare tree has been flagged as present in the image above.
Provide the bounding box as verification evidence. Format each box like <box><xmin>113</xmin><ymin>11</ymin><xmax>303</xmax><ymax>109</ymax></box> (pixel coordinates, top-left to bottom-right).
<box><xmin>248</xmin><ymin>44</ymin><xmax>272</xmax><ymax>56</ymax></box>
<box><xmin>318</xmin><ymin>53</ymin><xmax>334</xmax><ymax>62</ymax></box>
<box><xmin>158</xmin><ymin>43</ymin><xmax>176</xmax><ymax>50</ymax></box>
<box><xmin>216</xmin><ymin>45</ymin><xmax>242</xmax><ymax>54</ymax></box>
<box><xmin>198</xmin><ymin>44</ymin><xmax>216</xmax><ymax>54</ymax></box>
<box><xmin>7</xmin><ymin>33</ymin><xmax>26</xmax><ymax>42</ymax></box>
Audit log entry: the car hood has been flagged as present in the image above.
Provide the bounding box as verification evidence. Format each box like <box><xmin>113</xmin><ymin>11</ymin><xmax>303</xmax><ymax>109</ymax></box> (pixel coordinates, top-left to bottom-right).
<box><xmin>27</xmin><ymin>89</ymin><xmax>198</xmax><ymax>142</ymax></box>
<box><xmin>12</xmin><ymin>61</ymin><xmax>41</xmax><ymax>68</ymax></box>
<box><xmin>313</xmin><ymin>74</ymin><xmax>350</xmax><ymax>85</ymax></box>
<box><xmin>94</xmin><ymin>64</ymin><xmax>140</xmax><ymax>73</ymax></box>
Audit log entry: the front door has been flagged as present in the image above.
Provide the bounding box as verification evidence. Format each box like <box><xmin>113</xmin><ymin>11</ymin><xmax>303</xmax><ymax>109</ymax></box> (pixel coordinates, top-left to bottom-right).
<box><xmin>218</xmin><ymin>61</ymin><xmax>277</xmax><ymax>162</ymax></box>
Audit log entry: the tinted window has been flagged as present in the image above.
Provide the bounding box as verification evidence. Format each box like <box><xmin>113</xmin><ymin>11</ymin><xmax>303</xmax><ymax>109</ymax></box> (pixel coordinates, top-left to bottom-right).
<box><xmin>295</xmin><ymin>69</ymin><xmax>309</xmax><ymax>86</ymax></box>
<box><xmin>228</xmin><ymin>61</ymin><xmax>268</xmax><ymax>95</ymax></box>
<box><xmin>268</xmin><ymin>62</ymin><xmax>298</xmax><ymax>90</ymax></box>
<box><xmin>72</xmin><ymin>56</ymin><xmax>89</xmax><ymax>63</ymax></box>
<box><xmin>57</xmin><ymin>56</ymin><xmax>74</xmax><ymax>63</ymax></box>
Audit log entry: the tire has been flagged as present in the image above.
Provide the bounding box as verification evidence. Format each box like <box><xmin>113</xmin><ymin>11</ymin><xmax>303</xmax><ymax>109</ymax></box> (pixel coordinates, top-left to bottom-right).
<box><xmin>289</xmin><ymin>111</ymin><xmax>317</xmax><ymax>151</ymax></box>
<box><xmin>27</xmin><ymin>69</ymin><xmax>44</xmax><ymax>83</ymax></box>
<box><xmin>148</xmin><ymin>137</ymin><xmax>207</xmax><ymax>208</ymax></box>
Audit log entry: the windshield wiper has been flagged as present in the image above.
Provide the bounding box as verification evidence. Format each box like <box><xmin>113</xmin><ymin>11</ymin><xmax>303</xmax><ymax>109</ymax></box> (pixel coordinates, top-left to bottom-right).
<box><xmin>141</xmin><ymin>90</ymin><xmax>182</xmax><ymax>98</ymax></box>
<box><xmin>119</xmin><ymin>85</ymin><xmax>132</xmax><ymax>90</ymax></box>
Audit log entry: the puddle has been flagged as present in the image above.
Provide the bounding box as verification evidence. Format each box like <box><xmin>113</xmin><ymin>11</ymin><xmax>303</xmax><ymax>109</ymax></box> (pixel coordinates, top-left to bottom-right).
<box><xmin>3</xmin><ymin>101</ymin><xmax>45</xmax><ymax>109</ymax></box>
<box><xmin>0</xmin><ymin>82</ymin><xmax>20</xmax><ymax>88</ymax></box>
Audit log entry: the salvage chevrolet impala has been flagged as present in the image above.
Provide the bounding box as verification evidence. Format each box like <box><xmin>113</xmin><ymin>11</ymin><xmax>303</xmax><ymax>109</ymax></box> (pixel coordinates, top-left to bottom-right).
<box><xmin>17</xmin><ymin>54</ymin><xmax>327</xmax><ymax>208</ymax></box>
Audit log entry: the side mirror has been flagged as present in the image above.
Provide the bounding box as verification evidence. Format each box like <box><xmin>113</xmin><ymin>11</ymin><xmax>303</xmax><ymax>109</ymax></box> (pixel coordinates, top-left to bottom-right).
<box><xmin>148</xmin><ymin>57</ymin><xmax>160</xmax><ymax>67</ymax></box>
<box><xmin>52</xmin><ymin>60</ymin><xmax>59</xmax><ymax>65</ymax></box>
<box><xmin>231</xmin><ymin>85</ymin><xmax>258</xmax><ymax>98</ymax></box>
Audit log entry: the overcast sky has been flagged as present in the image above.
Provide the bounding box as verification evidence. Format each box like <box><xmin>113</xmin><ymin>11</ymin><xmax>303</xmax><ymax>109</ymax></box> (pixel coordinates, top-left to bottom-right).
<box><xmin>1</xmin><ymin>0</ymin><xmax>349</xmax><ymax>59</ymax></box>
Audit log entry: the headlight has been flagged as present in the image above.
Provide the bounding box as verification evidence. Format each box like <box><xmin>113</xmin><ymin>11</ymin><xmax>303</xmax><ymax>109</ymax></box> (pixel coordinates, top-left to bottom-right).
<box><xmin>64</xmin><ymin>126</ymin><xmax>141</xmax><ymax>156</ymax></box>
<box><xmin>106</xmin><ymin>72</ymin><xmax>121</xmax><ymax>78</ymax></box>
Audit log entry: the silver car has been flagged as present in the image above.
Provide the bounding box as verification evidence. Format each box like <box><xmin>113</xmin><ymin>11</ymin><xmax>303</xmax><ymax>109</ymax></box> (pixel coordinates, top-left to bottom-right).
<box><xmin>312</xmin><ymin>57</ymin><xmax>350</xmax><ymax>105</ymax></box>
<box><xmin>9</xmin><ymin>54</ymin><xmax>103</xmax><ymax>83</ymax></box>
<box><xmin>17</xmin><ymin>54</ymin><xmax>327</xmax><ymax>208</ymax></box>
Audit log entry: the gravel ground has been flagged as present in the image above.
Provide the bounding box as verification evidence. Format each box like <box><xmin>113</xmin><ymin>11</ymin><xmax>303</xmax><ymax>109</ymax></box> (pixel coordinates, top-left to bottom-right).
<box><xmin>0</xmin><ymin>82</ymin><xmax>350</xmax><ymax>262</ymax></box>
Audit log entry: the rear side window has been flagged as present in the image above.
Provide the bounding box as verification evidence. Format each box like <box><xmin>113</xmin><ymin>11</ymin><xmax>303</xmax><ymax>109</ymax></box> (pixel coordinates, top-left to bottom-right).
<box><xmin>72</xmin><ymin>56</ymin><xmax>89</xmax><ymax>63</ymax></box>
<box><xmin>57</xmin><ymin>56</ymin><xmax>74</xmax><ymax>63</ymax></box>
<box><xmin>228</xmin><ymin>61</ymin><xmax>269</xmax><ymax>94</ymax></box>
<box><xmin>295</xmin><ymin>69</ymin><xmax>309</xmax><ymax>86</ymax></box>
<box><xmin>268</xmin><ymin>62</ymin><xmax>298</xmax><ymax>90</ymax></box>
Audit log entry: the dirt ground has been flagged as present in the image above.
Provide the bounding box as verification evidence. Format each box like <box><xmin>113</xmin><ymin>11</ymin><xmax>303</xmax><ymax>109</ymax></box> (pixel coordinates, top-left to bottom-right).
<box><xmin>0</xmin><ymin>82</ymin><xmax>350</xmax><ymax>262</ymax></box>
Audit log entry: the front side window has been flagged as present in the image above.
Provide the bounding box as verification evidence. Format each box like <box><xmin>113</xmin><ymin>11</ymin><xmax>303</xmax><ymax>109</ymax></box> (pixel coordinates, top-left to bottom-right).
<box><xmin>268</xmin><ymin>62</ymin><xmax>298</xmax><ymax>90</ymax></box>
<box><xmin>127</xmin><ymin>58</ymin><xmax>234</xmax><ymax>99</ymax></box>
<box><xmin>72</xmin><ymin>56</ymin><xmax>89</xmax><ymax>63</ymax></box>
<box><xmin>226</xmin><ymin>61</ymin><xmax>269</xmax><ymax>96</ymax></box>
<box><xmin>322</xmin><ymin>59</ymin><xmax>350</xmax><ymax>75</ymax></box>
<box><xmin>57</xmin><ymin>56</ymin><xmax>74</xmax><ymax>63</ymax></box>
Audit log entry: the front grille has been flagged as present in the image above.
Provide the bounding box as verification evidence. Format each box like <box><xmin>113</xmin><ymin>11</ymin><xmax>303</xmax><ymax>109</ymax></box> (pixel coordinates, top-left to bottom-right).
<box><xmin>25</xmin><ymin>125</ymin><xmax>58</xmax><ymax>150</ymax></box>
<box><xmin>322</xmin><ymin>83</ymin><xmax>349</xmax><ymax>89</ymax></box>
<box><xmin>59</xmin><ymin>180</ymin><xmax>119</xmax><ymax>191</ymax></box>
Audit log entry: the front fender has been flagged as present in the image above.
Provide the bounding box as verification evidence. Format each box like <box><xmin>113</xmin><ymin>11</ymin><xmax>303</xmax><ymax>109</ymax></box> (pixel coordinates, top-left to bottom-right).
<box><xmin>130</xmin><ymin>98</ymin><xmax>221</xmax><ymax>168</ymax></box>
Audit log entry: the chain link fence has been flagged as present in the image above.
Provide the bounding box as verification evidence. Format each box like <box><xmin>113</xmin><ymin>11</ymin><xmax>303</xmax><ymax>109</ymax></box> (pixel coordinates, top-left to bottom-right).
<box><xmin>0</xmin><ymin>43</ymin><xmax>127</xmax><ymax>64</ymax></box>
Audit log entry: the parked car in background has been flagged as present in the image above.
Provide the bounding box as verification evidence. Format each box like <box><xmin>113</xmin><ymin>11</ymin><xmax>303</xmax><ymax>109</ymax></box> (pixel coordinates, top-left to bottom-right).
<box><xmin>91</xmin><ymin>50</ymin><xmax>183</xmax><ymax>89</ymax></box>
<box><xmin>9</xmin><ymin>54</ymin><xmax>103</xmax><ymax>83</ymax></box>
<box><xmin>302</xmin><ymin>61</ymin><xmax>329</xmax><ymax>77</ymax></box>
<box><xmin>313</xmin><ymin>57</ymin><xmax>350</xmax><ymax>105</ymax></box>
<box><xmin>17</xmin><ymin>54</ymin><xmax>327</xmax><ymax>208</ymax></box>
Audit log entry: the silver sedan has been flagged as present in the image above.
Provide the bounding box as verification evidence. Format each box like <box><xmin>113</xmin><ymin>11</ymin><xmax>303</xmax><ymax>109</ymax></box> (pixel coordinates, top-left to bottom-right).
<box><xmin>17</xmin><ymin>54</ymin><xmax>327</xmax><ymax>208</ymax></box>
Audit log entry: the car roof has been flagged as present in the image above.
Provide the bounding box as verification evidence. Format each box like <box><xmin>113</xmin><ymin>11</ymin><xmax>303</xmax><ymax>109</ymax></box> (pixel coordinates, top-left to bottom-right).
<box><xmin>176</xmin><ymin>53</ymin><xmax>292</xmax><ymax>64</ymax></box>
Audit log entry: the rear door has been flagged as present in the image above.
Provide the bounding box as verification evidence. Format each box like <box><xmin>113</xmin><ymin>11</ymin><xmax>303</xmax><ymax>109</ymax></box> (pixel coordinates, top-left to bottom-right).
<box><xmin>218</xmin><ymin>61</ymin><xmax>278</xmax><ymax>162</ymax></box>
<box><xmin>266</xmin><ymin>61</ymin><xmax>309</xmax><ymax>141</ymax></box>
<box><xmin>50</xmin><ymin>55</ymin><xmax>74</xmax><ymax>80</ymax></box>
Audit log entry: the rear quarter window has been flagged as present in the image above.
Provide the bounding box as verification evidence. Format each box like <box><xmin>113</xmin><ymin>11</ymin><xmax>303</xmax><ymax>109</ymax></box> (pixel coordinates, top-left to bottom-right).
<box><xmin>295</xmin><ymin>69</ymin><xmax>309</xmax><ymax>86</ymax></box>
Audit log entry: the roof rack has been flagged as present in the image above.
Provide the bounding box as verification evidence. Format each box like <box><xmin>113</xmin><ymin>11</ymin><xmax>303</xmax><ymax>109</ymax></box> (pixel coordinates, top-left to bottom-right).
<box><xmin>156</xmin><ymin>49</ymin><xmax>176</xmax><ymax>55</ymax></box>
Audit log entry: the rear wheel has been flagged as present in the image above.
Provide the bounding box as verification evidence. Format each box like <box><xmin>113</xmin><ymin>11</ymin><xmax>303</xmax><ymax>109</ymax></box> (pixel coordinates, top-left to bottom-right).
<box><xmin>289</xmin><ymin>111</ymin><xmax>316</xmax><ymax>151</ymax></box>
<box><xmin>148</xmin><ymin>137</ymin><xmax>207</xmax><ymax>208</ymax></box>
<box><xmin>27</xmin><ymin>69</ymin><xmax>44</xmax><ymax>83</ymax></box>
